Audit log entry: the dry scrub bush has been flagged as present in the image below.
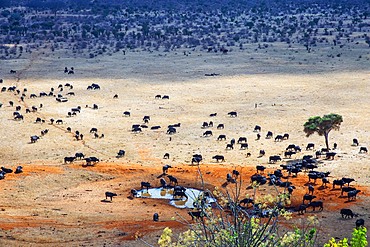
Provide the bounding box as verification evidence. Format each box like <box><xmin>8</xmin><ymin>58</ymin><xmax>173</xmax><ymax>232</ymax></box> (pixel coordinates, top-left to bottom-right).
<box><xmin>148</xmin><ymin>166</ymin><xmax>320</xmax><ymax>247</ymax></box>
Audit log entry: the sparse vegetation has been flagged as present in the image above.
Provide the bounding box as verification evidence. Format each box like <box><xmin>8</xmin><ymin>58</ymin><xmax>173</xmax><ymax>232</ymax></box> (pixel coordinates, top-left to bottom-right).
<box><xmin>304</xmin><ymin>114</ymin><xmax>343</xmax><ymax>150</ymax></box>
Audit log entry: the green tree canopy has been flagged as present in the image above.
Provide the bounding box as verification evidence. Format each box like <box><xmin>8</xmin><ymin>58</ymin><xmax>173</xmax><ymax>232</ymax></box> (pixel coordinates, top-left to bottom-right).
<box><xmin>303</xmin><ymin>113</ymin><xmax>343</xmax><ymax>150</ymax></box>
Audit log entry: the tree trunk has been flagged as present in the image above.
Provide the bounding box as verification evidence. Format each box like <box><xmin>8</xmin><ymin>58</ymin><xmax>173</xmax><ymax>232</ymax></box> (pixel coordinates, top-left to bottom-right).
<box><xmin>324</xmin><ymin>132</ymin><xmax>330</xmax><ymax>150</ymax></box>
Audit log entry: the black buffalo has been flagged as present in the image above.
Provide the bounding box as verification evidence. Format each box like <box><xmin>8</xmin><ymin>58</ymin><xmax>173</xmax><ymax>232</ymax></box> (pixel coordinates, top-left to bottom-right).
<box><xmin>64</xmin><ymin>156</ymin><xmax>76</xmax><ymax>163</ymax></box>
<box><xmin>359</xmin><ymin>147</ymin><xmax>368</xmax><ymax>153</ymax></box>
<box><xmin>307</xmin><ymin>201</ymin><xmax>323</xmax><ymax>211</ymax></box>
<box><xmin>217</xmin><ymin>134</ymin><xmax>226</xmax><ymax>141</ymax></box>
<box><xmin>105</xmin><ymin>192</ymin><xmax>117</xmax><ymax>201</ymax></box>
<box><xmin>217</xmin><ymin>124</ymin><xmax>224</xmax><ymax>129</ymax></box>
<box><xmin>188</xmin><ymin>211</ymin><xmax>203</xmax><ymax>220</ymax></box>
<box><xmin>212</xmin><ymin>155</ymin><xmax>225</xmax><ymax>162</ymax></box>
<box><xmin>75</xmin><ymin>153</ymin><xmax>85</xmax><ymax>159</ymax></box>
<box><xmin>340</xmin><ymin>208</ymin><xmax>355</xmax><ymax>218</ymax></box>
<box><xmin>228</xmin><ymin>111</ymin><xmax>237</xmax><ymax>117</ymax></box>
<box><xmin>203</xmin><ymin>130</ymin><xmax>213</xmax><ymax>137</ymax></box>
<box><xmin>269</xmin><ymin>155</ymin><xmax>281</xmax><ymax>163</ymax></box>
<box><xmin>117</xmin><ymin>150</ymin><xmax>125</xmax><ymax>157</ymax></box>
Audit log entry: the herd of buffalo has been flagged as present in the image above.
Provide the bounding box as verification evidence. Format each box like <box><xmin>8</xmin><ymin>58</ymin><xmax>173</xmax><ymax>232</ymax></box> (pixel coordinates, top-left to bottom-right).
<box><xmin>0</xmin><ymin>72</ymin><xmax>368</xmax><ymax>226</ymax></box>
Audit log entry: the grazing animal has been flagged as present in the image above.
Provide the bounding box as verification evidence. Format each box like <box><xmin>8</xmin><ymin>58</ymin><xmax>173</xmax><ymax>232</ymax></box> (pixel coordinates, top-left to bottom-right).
<box><xmin>353</xmin><ymin>138</ymin><xmax>359</xmax><ymax>146</ymax></box>
<box><xmin>333</xmin><ymin>179</ymin><xmax>346</xmax><ymax>189</ymax></box>
<box><xmin>141</xmin><ymin>182</ymin><xmax>151</xmax><ymax>190</ymax></box>
<box><xmin>340</xmin><ymin>208</ymin><xmax>355</xmax><ymax>218</ymax></box>
<box><xmin>155</xmin><ymin>94</ymin><xmax>161</xmax><ymax>99</ymax></box>
<box><xmin>166</xmin><ymin>127</ymin><xmax>176</xmax><ymax>135</ymax></box>
<box><xmin>85</xmin><ymin>156</ymin><xmax>99</xmax><ymax>165</ymax></box>
<box><xmin>162</xmin><ymin>95</ymin><xmax>169</xmax><ymax>99</ymax></box>
<box><xmin>254</xmin><ymin>125</ymin><xmax>261</xmax><ymax>132</ymax></box>
<box><xmin>256</xmin><ymin>165</ymin><xmax>266</xmax><ymax>173</ymax></box>
<box><xmin>163</xmin><ymin>153</ymin><xmax>170</xmax><ymax>159</ymax></box>
<box><xmin>162</xmin><ymin>165</ymin><xmax>172</xmax><ymax>174</ymax></box>
<box><xmin>274</xmin><ymin>135</ymin><xmax>283</xmax><ymax>142</ymax></box>
<box><xmin>188</xmin><ymin>211</ymin><xmax>203</xmax><ymax>220</ymax></box>
<box><xmin>251</xmin><ymin>174</ymin><xmax>267</xmax><ymax>185</ymax></box>
<box><xmin>15</xmin><ymin>166</ymin><xmax>23</xmax><ymax>174</ymax></box>
<box><xmin>191</xmin><ymin>154</ymin><xmax>203</xmax><ymax>165</ymax></box>
<box><xmin>307</xmin><ymin>201</ymin><xmax>323</xmax><ymax>211</ymax></box>
<box><xmin>359</xmin><ymin>147</ymin><xmax>368</xmax><ymax>153</ymax></box>
<box><xmin>30</xmin><ymin>135</ymin><xmax>39</xmax><ymax>143</ymax></box>
<box><xmin>151</xmin><ymin>125</ymin><xmax>161</xmax><ymax>130</ymax></box>
<box><xmin>113</xmin><ymin>94</ymin><xmax>118</xmax><ymax>99</ymax></box>
<box><xmin>284</xmin><ymin>151</ymin><xmax>295</xmax><ymax>158</ymax></box>
<box><xmin>259</xmin><ymin>150</ymin><xmax>265</xmax><ymax>156</ymax></box>
<box><xmin>226</xmin><ymin>173</ymin><xmax>235</xmax><ymax>183</ymax></box>
<box><xmin>348</xmin><ymin>190</ymin><xmax>361</xmax><ymax>201</ymax></box>
<box><xmin>297</xmin><ymin>204</ymin><xmax>307</xmax><ymax>215</ymax></box>
<box><xmin>153</xmin><ymin>213</ymin><xmax>159</xmax><ymax>222</ymax></box>
<box><xmin>212</xmin><ymin>155</ymin><xmax>225</xmax><ymax>162</ymax></box>
<box><xmin>326</xmin><ymin>152</ymin><xmax>336</xmax><ymax>160</ymax></box>
<box><xmin>240</xmin><ymin>143</ymin><xmax>248</xmax><ymax>150</ymax></box>
<box><xmin>283</xmin><ymin>133</ymin><xmax>289</xmax><ymax>140</ymax></box>
<box><xmin>209</xmin><ymin>113</ymin><xmax>217</xmax><ymax>117</ymax></box>
<box><xmin>217</xmin><ymin>124</ymin><xmax>224</xmax><ymax>129</ymax></box>
<box><xmin>123</xmin><ymin>111</ymin><xmax>131</xmax><ymax>117</ymax></box>
<box><xmin>308</xmin><ymin>185</ymin><xmax>314</xmax><ymax>195</ymax></box>
<box><xmin>266</xmin><ymin>131</ymin><xmax>273</xmax><ymax>139</ymax></box>
<box><xmin>303</xmin><ymin>194</ymin><xmax>317</xmax><ymax>204</ymax></box>
<box><xmin>173</xmin><ymin>190</ymin><xmax>187</xmax><ymax>199</ymax></box>
<box><xmin>132</xmin><ymin>127</ymin><xmax>142</xmax><ymax>133</ymax></box>
<box><xmin>226</xmin><ymin>143</ymin><xmax>234</xmax><ymax>150</ymax></box>
<box><xmin>217</xmin><ymin>134</ymin><xmax>226</xmax><ymax>141</ymax></box>
<box><xmin>56</xmin><ymin>119</ymin><xmax>63</xmax><ymax>124</ymax></box>
<box><xmin>64</xmin><ymin>156</ymin><xmax>76</xmax><ymax>163</ymax></box>
<box><xmin>342</xmin><ymin>177</ymin><xmax>355</xmax><ymax>186</ymax></box>
<box><xmin>1</xmin><ymin>167</ymin><xmax>13</xmax><ymax>173</ymax></box>
<box><xmin>269</xmin><ymin>155</ymin><xmax>281</xmax><ymax>163</ymax></box>
<box><xmin>75</xmin><ymin>153</ymin><xmax>85</xmax><ymax>159</ymax></box>
<box><xmin>341</xmin><ymin>187</ymin><xmax>357</xmax><ymax>196</ymax></box>
<box><xmin>286</xmin><ymin>144</ymin><xmax>296</xmax><ymax>151</ymax></box>
<box><xmin>117</xmin><ymin>150</ymin><xmax>125</xmax><ymax>157</ymax></box>
<box><xmin>14</xmin><ymin>114</ymin><xmax>24</xmax><ymax>121</ymax></box>
<box><xmin>105</xmin><ymin>192</ymin><xmax>117</xmax><ymax>201</ymax></box>
<box><xmin>41</xmin><ymin>129</ymin><xmax>49</xmax><ymax>136</ymax></box>
<box><xmin>356</xmin><ymin>219</ymin><xmax>365</xmax><ymax>228</ymax></box>
<box><xmin>131</xmin><ymin>189</ymin><xmax>138</xmax><ymax>197</ymax></box>
<box><xmin>228</xmin><ymin>111</ymin><xmax>237</xmax><ymax>117</ymax></box>
<box><xmin>167</xmin><ymin>175</ymin><xmax>178</xmax><ymax>185</ymax></box>
<box><xmin>232</xmin><ymin>170</ymin><xmax>240</xmax><ymax>178</ymax></box>
<box><xmin>322</xmin><ymin>177</ymin><xmax>330</xmax><ymax>188</ymax></box>
<box><xmin>203</xmin><ymin>130</ymin><xmax>213</xmax><ymax>137</ymax></box>
<box><xmin>237</xmin><ymin>137</ymin><xmax>247</xmax><ymax>143</ymax></box>
<box><xmin>90</xmin><ymin>128</ymin><xmax>98</xmax><ymax>133</ymax></box>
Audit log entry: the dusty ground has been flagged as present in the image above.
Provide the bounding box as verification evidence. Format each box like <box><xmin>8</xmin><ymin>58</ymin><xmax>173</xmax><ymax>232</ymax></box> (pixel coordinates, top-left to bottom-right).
<box><xmin>0</xmin><ymin>45</ymin><xmax>369</xmax><ymax>246</ymax></box>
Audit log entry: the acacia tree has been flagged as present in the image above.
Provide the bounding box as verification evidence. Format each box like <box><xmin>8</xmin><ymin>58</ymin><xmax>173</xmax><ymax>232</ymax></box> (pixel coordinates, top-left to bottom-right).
<box><xmin>303</xmin><ymin>113</ymin><xmax>343</xmax><ymax>150</ymax></box>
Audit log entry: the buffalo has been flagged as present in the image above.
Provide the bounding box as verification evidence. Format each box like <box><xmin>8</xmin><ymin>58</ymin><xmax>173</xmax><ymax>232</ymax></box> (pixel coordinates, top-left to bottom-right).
<box><xmin>217</xmin><ymin>134</ymin><xmax>226</xmax><ymax>141</ymax></box>
<box><xmin>212</xmin><ymin>155</ymin><xmax>225</xmax><ymax>162</ymax></box>
<box><xmin>105</xmin><ymin>192</ymin><xmax>117</xmax><ymax>201</ymax></box>
<box><xmin>228</xmin><ymin>111</ymin><xmax>237</xmax><ymax>117</ymax></box>
<box><xmin>340</xmin><ymin>208</ymin><xmax>355</xmax><ymax>218</ymax></box>
<box><xmin>307</xmin><ymin>201</ymin><xmax>323</xmax><ymax>211</ymax></box>
<box><xmin>64</xmin><ymin>156</ymin><xmax>76</xmax><ymax>163</ymax></box>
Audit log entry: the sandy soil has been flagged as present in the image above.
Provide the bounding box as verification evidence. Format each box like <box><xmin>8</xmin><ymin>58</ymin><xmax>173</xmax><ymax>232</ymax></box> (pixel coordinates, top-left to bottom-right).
<box><xmin>0</xmin><ymin>46</ymin><xmax>369</xmax><ymax>246</ymax></box>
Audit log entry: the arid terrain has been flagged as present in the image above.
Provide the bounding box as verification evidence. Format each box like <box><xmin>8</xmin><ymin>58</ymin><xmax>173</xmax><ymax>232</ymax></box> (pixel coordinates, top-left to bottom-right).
<box><xmin>0</xmin><ymin>43</ymin><xmax>369</xmax><ymax>246</ymax></box>
<box><xmin>0</xmin><ymin>1</ymin><xmax>370</xmax><ymax>245</ymax></box>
